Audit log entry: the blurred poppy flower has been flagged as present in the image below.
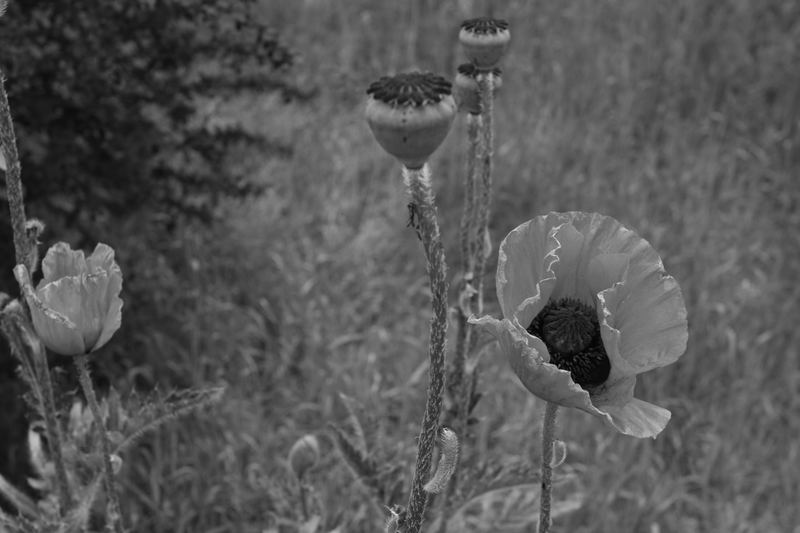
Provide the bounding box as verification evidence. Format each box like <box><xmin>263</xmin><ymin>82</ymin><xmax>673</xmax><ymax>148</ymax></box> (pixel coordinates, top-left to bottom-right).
<box><xmin>16</xmin><ymin>242</ymin><xmax>123</xmax><ymax>356</ymax></box>
<box><xmin>472</xmin><ymin>212</ymin><xmax>687</xmax><ymax>438</ymax></box>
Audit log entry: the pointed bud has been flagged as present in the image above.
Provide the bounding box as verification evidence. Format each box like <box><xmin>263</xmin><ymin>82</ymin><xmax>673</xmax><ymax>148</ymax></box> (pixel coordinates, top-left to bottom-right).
<box><xmin>423</xmin><ymin>427</ymin><xmax>459</xmax><ymax>494</ymax></box>
<box><xmin>459</xmin><ymin>18</ymin><xmax>511</xmax><ymax>70</ymax></box>
<box><xmin>288</xmin><ymin>434</ymin><xmax>320</xmax><ymax>479</ymax></box>
<box><xmin>550</xmin><ymin>439</ymin><xmax>567</xmax><ymax>468</ymax></box>
<box><xmin>366</xmin><ymin>72</ymin><xmax>456</xmax><ymax>169</ymax></box>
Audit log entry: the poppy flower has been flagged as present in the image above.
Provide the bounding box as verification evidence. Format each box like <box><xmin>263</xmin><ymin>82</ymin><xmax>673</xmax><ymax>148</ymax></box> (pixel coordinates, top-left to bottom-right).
<box><xmin>16</xmin><ymin>242</ymin><xmax>123</xmax><ymax>356</ymax></box>
<box><xmin>471</xmin><ymin>212</ymin><xmax>687</xmax><ymax>438</ymax></box>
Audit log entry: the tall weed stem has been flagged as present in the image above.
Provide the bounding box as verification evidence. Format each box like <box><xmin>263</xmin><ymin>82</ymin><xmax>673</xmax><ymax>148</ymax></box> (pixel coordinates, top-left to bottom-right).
<box><xmin>401</xmin><ymin>165</ymin><xmax>448</xmax><ymax>533</ymax></box>
<box><xmin>74</xmin><ymin>354</ymin><xmax>124</xmax><ymax>533</ymax></box>
<box><xmin>0</xmin><ymin>73</ymin><xmax>34</xmax><ymax>272</ymax></box>
<box><xmin>538</xmin><ymin>402</ymin><xmax>558</xmax><ymax>533</ymax></box>
<box><xmin>472</xmin><ymin>72</ymin><xmax>495</xmax><ymax>316</ymax></box>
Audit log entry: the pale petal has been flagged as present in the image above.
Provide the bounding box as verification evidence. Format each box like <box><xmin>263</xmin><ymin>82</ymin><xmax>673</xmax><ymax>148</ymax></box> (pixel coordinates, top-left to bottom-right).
<box><xmin>78</xmin><ymin>273</ymin><xmax>113</xmax><ymax>350</ymax></box>
<box><xmin>29</xmin><ymin>304</ymin><xmax>85</xmax><ymax>355</ymax></box>
<box><xmin>600</xmin><ymin>267</ymin><xmax>688</xmax><ymax>372</ymax></box>
<box><xmin>549</xmin><ymin>222</ymin><xmax>593</xmax><ymax>304</ymax></box>
<box><xmin>597</xmin><ymin>398</ymin><xmax>672</xmax><ymax>438</ymax></box>
<box><xmin>93</xmin><ymin>271</ymin><xmax>123</xmax><ymax>352</ymax></box>
<box><xmin>86</xmin><ymin>243</ymin><xmax>118</xmax><ymax>275</ymax></box>
<box><xmin>40</xmin><ymin>242</ymin><xmax>88</xmax><ymax>285</ymax></box>
<box><xmin>38</xmin><ymin>277</ymin><xmax>85</xmax><ymax>326</ymax></box>
<box><xmin>496</xmin><ymin>214</ymin><xmax>562</xmax><ymax>327</ymax></box>
<box><xmin>15</xmin><ymin>265</ymin><xmax>86</xmax><ymax>356</ymax></box>
<box><xmin>587</xmin><ymin>253</ymin><xmax>629</xmax><ymax>297</ymax></box>
<box><xmin>470</xmin><ymin>315</ymin><xmax>608</xmax><ymax>417</ymax></box>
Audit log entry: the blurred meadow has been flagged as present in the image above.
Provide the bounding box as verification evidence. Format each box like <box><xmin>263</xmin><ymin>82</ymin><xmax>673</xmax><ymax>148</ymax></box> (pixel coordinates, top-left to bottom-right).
<box><xmin>2</xmin><ymin>0</ymin><xmax>800</xmax><ymax>531</ymax></box>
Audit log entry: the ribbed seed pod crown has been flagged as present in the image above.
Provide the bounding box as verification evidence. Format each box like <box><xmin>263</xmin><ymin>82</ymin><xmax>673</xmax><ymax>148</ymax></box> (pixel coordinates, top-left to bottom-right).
<box><xmin>459</xmin><ymin>18</ymin><xmax>510</xmax><ymax>70</ymax></box>
<box><xmin>365</xmin><ymin>72</ymin><xmax>457</xmax><ymax>169</ymax></box>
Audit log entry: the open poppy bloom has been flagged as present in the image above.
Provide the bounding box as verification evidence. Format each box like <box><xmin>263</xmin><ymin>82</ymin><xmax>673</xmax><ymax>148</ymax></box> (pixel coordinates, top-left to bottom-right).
<box><xmin>471</xmin><ymin>212</ymin><xmax>687</xmax><ymax>438</ymax></box>
<box><xmin>16</xmin><ymin>242</ymin><xmax>123</xmax><ymax>356</ymax></box>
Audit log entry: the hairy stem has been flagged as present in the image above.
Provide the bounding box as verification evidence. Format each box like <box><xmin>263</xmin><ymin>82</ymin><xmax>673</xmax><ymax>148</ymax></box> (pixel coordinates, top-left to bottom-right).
<box><xmin>0</xmin><ymin>72</ymin><xmax>34</xmax><ymax>272</ymax></box>
<box><xmin>38</xmin><ymin>351</ymin><xmax>72</xmax><ymax>511</ymax></box>
<box><xmin>74</xmin><ymin>354</ymin><xmax>124</xmax><ymax>533</ymax></box>
<box><xmin>401</xmin><ymin>164</ymin><xmax>448</xmax><ymax>533</ymax></box>
<box><xmin>472</xmin><ymin>72</ymin><xmax>494</xmax><ymax>316</ymax></box>
<box><xmin>538</xmin><ymin>402</ymin><xmax>559</xmax><ymax>533</ymax></box>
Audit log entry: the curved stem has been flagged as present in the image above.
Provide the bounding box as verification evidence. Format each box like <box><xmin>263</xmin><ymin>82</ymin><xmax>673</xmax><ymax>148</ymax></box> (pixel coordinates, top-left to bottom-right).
<box><xmin>74</xmin><ymin>354</ymin><xmax>124</xmax><ymax>533</ymax></box>
<box><xmin>401</xmin><ymin>164</ymin><xmax>449</xmax><ymax>533</ymax></box>
<box><xmin>538</xmin><ymin>402</ymin><xmax>559</xmax><ymax>533</ymax></box>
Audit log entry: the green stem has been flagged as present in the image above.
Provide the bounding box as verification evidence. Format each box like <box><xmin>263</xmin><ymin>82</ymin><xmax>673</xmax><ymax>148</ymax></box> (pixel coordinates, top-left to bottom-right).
<box><xmin>0</xmin><ymin>71</ymin><xmax>34</xmax><ymax>272</ymax></box>
<box><xmin>437</xmin><ymin>114</ymin><xmax>481</xmax><ymax>533</ymax></box>
<box><xmin>38</xmin><ymin>351</ymin><xmax>72</xmax><ymax>511</ymax></box>
<box><xmin>401</xmin><ymin>164</ymin><xmax>448</xmax><ymax>533</ymax></box>
<box><xmin>538</xmin><ymin>402</ymin><xmax>559</xmax><ymax>533</ymax></box>
<box><xmin>74</xmin><ymin>354</ymin><xmax>124</xmax><ymax>533</ymax></box>
<box><xmin>472</xmin><ymin>72</ymin><xmax>495</xmax><ymax>316</ymax></box>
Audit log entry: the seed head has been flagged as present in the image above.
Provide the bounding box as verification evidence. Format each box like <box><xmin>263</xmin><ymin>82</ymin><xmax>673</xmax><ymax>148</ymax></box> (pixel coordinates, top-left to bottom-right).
<box><xmin>365</xmin><ymin>72</ymin><xmax>456</xmax><ymax>169</ymax></box>
<box><xmin>459</xmin><ymin>18</ymin><xmax>510</xmax><ymax>70</ymax></box>
<box><xmin>453</xmin><ymin>63</ymin><xmax>503</xmax><ymax>115</ymax></box>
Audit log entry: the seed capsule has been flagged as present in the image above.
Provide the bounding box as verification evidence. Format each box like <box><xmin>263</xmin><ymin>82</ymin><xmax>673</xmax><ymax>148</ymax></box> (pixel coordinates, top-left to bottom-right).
<box><xmin>453</xmin><ymin>63</ymin><xmax>503</xmax><ymax>115</ymax></box>
<box><xmin>365</xmin><ymin>72</ymin><xmax>456</xmax><ymax>169</ymax></box>
<box><xmin>459</xmin><ymin>18</ymin><xmax>510</xmax><ymax>70</ymax></box>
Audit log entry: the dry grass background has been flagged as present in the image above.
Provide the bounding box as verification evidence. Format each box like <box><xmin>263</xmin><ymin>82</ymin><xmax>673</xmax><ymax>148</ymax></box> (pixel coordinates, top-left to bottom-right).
<box><xmin>114</xmin><ymin>0</ymin><xmax>800</xmax><ymax>531</ymax></box>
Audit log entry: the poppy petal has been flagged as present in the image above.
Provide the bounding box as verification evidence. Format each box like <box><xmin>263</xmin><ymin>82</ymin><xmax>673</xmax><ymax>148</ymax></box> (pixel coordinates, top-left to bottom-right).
<box><xmin>597</xmin><ymin>398</ymin><xmax>672</xmax><ymax>438</ymax></box>
<box><xmin>40</xmin><ymin>242</ymin><xmax>88</xmax><ymax>285</ymax></box>
<box><xmin>497</xmin><ymin>216</ymin><xmax>561</xmax><ymax>328</ymax></box>
<box><xmin>600</xmin><ymin>267</ymin><xmax>688</xmax><ymax>372</ymax></box>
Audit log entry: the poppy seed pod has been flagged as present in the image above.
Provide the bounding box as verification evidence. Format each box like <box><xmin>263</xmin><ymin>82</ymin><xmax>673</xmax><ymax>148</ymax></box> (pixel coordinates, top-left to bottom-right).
<box><xmin>365</xmin><ymin>72</ymin><xmax>456</xmax><ymax>169</ymax></box>
<box><xmin>459</xmin><ymin>18</ymin><xmax>510</xmax><ymax>70</ymax></box>
<box><xmin>453</xmin><ymin>63</ymin><xmax>503</xmax><ymax>115</ymax></box>
<box><xmin>288</xmin><ymin>434</ymin><xmax>320</xmax><ymax>479</ymax></box>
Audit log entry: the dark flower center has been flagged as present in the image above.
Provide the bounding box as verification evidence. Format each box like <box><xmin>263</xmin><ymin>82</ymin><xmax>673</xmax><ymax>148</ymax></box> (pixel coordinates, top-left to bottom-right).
<box><xmin>460</xmin><ymin>17</ymin><xmax>510</xmax><ymax>34</ymax></box>
<box><xmin>527</xmin><ymin>297</ymin><xmax>610</xmax><ymax>389</ymax></box>
<box><xmin>366</xmin><ymin>72</ymin><xmax>452</xmax><ymax>107</ymax></box>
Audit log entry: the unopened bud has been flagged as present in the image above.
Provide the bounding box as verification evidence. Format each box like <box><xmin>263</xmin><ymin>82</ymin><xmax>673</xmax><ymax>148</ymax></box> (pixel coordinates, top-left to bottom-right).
<box><xmin>288</xmin><ymin>434</ymin><xmax>320</xmax><ymax>479</ymax></box>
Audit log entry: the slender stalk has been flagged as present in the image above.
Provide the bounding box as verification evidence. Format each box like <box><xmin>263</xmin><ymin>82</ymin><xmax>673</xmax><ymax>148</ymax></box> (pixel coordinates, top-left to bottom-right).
<box><xmin>472</xmin><ymin>72</ymin><xmax>495</xmax><ymax>316</ymax></box>
<box><xmin>538</xmin><ymin>402</ymin><xmax>559</xmax><ymax>533</ymax></box>
<box><xmin>438</xmin><ymin>75</ymin><xmax>497</xmax><ymax>532</ymax></box>
<box><xmin>37</xmin><ymin>347</ymin><xmax>72</xmax><ymax>511</ymax></box>
<box><xmin>401</xmin><ymin>164</ymin><xmax>448</xmax><ymax>533</ymax></box>
<box><xmin>74</xmin><ymin>354</ymin><xmax>124</xmax><ymax>533</ymax></box>
<box><xmin>0</xmin><ymin>72</ymin><xmax>33</xmax><ymax>272</ymax></box>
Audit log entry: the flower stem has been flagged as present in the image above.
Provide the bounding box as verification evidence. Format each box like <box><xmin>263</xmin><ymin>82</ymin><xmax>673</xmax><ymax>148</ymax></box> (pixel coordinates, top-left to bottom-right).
<box><xmin>472</xmin><ymin>72</ymin><xmax>495</xmax><ymax>316</ymax></box>
<box><xmin>38</xmin><ymin>351</ymin><xmax>72</xmax><ymax>512</ymax></box>
<box><xmin>401</xmin><ymin>164</ymin><xmax>448</xmax><ymax>533</ymax></box>
<box><xmin>74</xmin><ymin>354</ymin><xmax>124</xmax><ymax>533</ymax></box>
<box><xmin>0</xmin><ymin>71</ymin><xmax>34</xmax><ymax>273</ymax></box>
<box><xmin>538</xmin><ymin>402</ymin><xmax>559</xmax><ymax>533</ymax></box>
